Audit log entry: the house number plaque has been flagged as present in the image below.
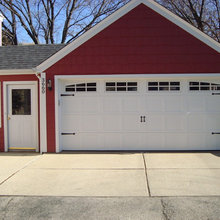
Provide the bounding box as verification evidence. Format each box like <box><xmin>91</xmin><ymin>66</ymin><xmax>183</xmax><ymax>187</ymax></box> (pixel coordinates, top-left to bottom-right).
<box><xmin>41</xmin><ymin>78</ymin><xmax>46</xmax><ymax>94</ymax></box>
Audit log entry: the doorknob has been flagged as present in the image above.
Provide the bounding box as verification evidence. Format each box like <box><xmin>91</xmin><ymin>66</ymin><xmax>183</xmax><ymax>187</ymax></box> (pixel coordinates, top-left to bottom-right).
<box><xmin>7</xmin><ymin>116</ymin><xmax>11</xmax><ymax>120</ymax></box>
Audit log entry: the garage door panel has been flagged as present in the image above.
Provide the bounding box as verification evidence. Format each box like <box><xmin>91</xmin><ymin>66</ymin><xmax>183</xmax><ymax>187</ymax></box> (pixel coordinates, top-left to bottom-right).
<box><xmin>121</xmin><ymin>133</ymin><xmax>141</xmax><ymax>149</ymax></box>
<box><xmin>165</xmin><ymin>115</ymin><xmax>186</xmax><ymax>131</ymax></box>
<box><xmin>103</xmin><ymin>98</ymin><xmax>121</xmax><ymax>113</ymax></box>
<box><xmin>206</xmin><ymin>115</ymin><xmax>220</xmax><ymax>131</ymax></box>
<box><xmin>122</xmin><ymin>98</ymin><xmax>140</xmax><ymax>112</ymax></box>
<box><xmin>147</xmin><ymin>115</ymin><xmax>165</xmax><ymax>131</ymax></box>
<box><xmin>206</xmin><ymin>134</ymin><xmax>220</xmax><ymax>150</ymax></box>
<box><xmin>81</xmin><ymin>133</ymin><xmax>103</xmax><ymax>149</ymax></box>
<box><xmin>103</xmin><ymin>133</ymin><xmax>122</xmax><ymax>150</ymax></box>
<box><xmin>81</xmin><ymin>116</ymin><xmax>102</xmax><ymax>131</ymax></box>
<box><xmin>61</xmin><ymin>135</ymin><xmax>81</xmax><ymax>150</ymax></box>
<box><xmin>142</xmin><ymin>133</ymin><xmax>165</xmax><ymax>150</ymax></box>
<box><xmin>82</xmin><ymin>98</ymin><xmax>101</xmax><ymax>113</ymax></box>
<box><xmin>187</xmin><ymin>114</ymin><xmax>205</xmax><ymax>132</ymax></box>
<box><xmin>187</xmin><ymin>96</ymin><xmax>205</xmax><ymax>112</ymax></box>
<box><xmin>164</xmin><ymin>96</ymin><xmax>184</xmax><ymax>112</ymax></box>
<box><xmin>145</xmin><ymin>97</ymin><xmax>164</xmax><ymax>112</ymax></box>
<box><xmin>62</xmin><ymin>115</ymin><xmax>102</xmax><ymax>132</ymax></box>
<box><xmin>103</xmin><ymin>115</ymin><xmax>121</xmax><ymax>131</ymax></box>
<box><xmin>61</xmin><ymin>115</ymin><xmax>80</xmax><ymax>131</ymax></box>
<box><xmin>62</xmin><ymin>134</ymin><xmax>104</xmax><ymax>150</ymax></box>
<box><xmin>122</xmin><ymin>115</ymin><xmax>141</xmax><ymax>131</ymax></box>
<box><xmin>206</xmin><ymin>96</ymin><xmax>220</xmax><ymax>112</ymax></box>
<box><xmin>62</xmin><ymin>97</ymin><xmax>82</xmax><ymax>113</ymax></box>
<box><xmin>187</xmin><ymin>133</ymin><xmax>206</xmax><ymax>149</ymax></box>
<box><xmin>213</xmin><ymin>136</ymin><xmax>220</xmax><ymax>150</ymax></box>
<box><xmin>165</xmin><ymin>133</ymin><xmax>187</xmax><ymax>149</ymax></box>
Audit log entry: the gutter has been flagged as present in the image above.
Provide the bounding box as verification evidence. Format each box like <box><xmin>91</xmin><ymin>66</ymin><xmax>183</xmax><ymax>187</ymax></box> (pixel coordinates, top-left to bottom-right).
<box><xmin>0</xmin><ymin>69</ymin><xmax>35</xmax><ymax>75</ymax></box>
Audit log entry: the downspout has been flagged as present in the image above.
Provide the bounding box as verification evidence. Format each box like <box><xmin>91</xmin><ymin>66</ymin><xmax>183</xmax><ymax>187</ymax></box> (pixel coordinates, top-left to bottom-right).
<box><xmin>34</xmin><ymin>70</ymin><xmax>47</xmax><ymax>154</ymax></box>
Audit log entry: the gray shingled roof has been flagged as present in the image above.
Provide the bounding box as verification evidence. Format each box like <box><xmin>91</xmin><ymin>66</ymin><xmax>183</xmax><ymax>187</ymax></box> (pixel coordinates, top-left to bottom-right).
<box><xmin>0</xmin><ymin>44</ymin><xmax>66</xmax><ymax>70</ymax></box>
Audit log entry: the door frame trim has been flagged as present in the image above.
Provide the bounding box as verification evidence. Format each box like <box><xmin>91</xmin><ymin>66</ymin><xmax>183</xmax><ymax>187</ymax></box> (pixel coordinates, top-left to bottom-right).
<box><xmin>3</xmin><ymin>81</ymin><xmax>39</xmax><ymax>152</ymax></box>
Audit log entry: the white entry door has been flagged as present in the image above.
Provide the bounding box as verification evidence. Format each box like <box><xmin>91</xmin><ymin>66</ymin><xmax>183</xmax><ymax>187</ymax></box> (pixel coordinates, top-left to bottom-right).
<box><xmin>7</xmin><ymin>84</ymin><xmax>38</xmax><ymax>151</ymax></box>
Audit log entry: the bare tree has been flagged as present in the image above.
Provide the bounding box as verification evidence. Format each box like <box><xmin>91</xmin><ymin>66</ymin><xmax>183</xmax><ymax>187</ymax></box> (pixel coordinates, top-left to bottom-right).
<box><xmin>1</xmin><ymin>0</ymin><xmax>18</xmax><ymax>45</ymax></box>
<box><xmin>156</xmin><ymin>0</ymin><xmax>220</xmax><ymax>42</ymax></box>
<box><xmin>1</xmin><ymin>0</ymin><xmax>219</xmax><ymax>45</ymax></box>
<box><xmin>0</xmin><ymin>0</ymin><xmax>129</xmax><ymax>44</ymax></box>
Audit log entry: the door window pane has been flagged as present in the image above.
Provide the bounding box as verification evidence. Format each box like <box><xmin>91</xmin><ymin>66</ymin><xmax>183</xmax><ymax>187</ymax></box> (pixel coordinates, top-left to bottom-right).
<box><xmin>148</xmin><ymin>82</ymin><xmax>180</xmax><ymax>91</ymax></box>
<box><xmin>12</xmin><ymin>89</ymin><xmax>31</xmax><ymax>115</ymax></box>
<box><xmin>65</xmin><ymin>82</ymin><xmax>96</xmax><ymax>92</ymax></box>
<box><xmin>106</xmin><ymin>82</ymin><xmax>137</xmax><ymax>92</ymax></box>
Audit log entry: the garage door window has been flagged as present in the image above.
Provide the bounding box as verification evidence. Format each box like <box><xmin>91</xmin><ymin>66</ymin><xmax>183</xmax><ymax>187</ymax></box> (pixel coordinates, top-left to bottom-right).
<box><xmin>189</xmin><ymin>82</ymin><xmax>220</xmax><ymax>91</ymax></box>
<box><xmin>106</xmin><ymin>82</ymin><xmax>137</xmax><ymax>92</ymax></box>
<box><xmin>148</xmin><ymin>82</ymin><xmax>180</xmax><ymax>91</ymax></box>
<box><xmin>65</xmin><ymin>83</ymin><xmax>96</xmax><ymax>92</ymax></box>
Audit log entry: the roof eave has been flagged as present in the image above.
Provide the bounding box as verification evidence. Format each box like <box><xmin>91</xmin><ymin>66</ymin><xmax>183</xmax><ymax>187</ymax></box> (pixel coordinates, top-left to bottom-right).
<box><xmin>0</xmin><ymin>69</ymin><xmax>36</xmax><ymax>75</ymax></box>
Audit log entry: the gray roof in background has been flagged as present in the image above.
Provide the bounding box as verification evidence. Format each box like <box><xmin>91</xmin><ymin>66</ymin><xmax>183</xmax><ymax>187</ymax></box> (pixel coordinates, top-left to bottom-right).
<box><xmin>0</xmin><ymin>44</ymin><xmax>66</xmax><ymax>70</ymax></box>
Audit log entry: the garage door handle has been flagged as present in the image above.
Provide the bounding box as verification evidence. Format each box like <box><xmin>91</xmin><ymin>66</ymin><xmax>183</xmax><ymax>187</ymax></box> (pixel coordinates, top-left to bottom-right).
<box><xmin>140</xmin><ymin>116</ymin><xmax>146</xmax><ymax>123</ymax></box>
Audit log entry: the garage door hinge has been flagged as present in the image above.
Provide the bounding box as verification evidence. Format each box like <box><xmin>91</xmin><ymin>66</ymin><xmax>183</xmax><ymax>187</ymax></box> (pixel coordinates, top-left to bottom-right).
<box><xmin>61</xmin><ymin>133</ymin><xmax>76</xmax><ymax>135</ymax></box>
<box><xmin>61</xmin><ymin>94</ymin><xmax>75</xmax><ymax>96</ymax></box>
<box><xmin>212</xmin><ymin>93</ymin><xmax>220</xmax><ymax>95</ymax></box>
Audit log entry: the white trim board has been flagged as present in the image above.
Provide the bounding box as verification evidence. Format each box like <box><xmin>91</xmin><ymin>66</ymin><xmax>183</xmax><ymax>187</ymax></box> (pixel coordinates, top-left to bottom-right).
<box><xmin>37</xmin><ymin>0</ymin><xmax>220</xmax><ymax>72</ymax></box>
<box><xmin>55</xmin><ymin>77</ymin><xmax>60</xmax><ymax>153</ymax></box>
<box><xmin>0</xmin><ymin>69</ymin><xmax>35</xmax><ymax>75</ymax></box>
<box><xmin>39</xmin><ymin>73</ymin><xmax>47</xmax><ymax>153</ymax></box>
<box><xmin>55</xmin><ymin>73</ymin><xmax>220</xmax><ymax>80</ymax></box>
<box><xmin>3</xmin><ymin>81</ymin><xmax>39</xmax><ymax>152</ymax></box>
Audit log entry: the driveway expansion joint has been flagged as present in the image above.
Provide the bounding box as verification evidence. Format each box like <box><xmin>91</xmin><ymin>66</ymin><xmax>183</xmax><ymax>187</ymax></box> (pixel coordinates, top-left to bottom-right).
<box><xmin>142</xmin><ymin>153</ymin><xmax>151</xmax><ymax>197</ymax></box>
<box><xmin>26</xmin><ymin>168</ymin><xmax>145</xmax><ymax>170</ymax></box>
<box><xmin>0</xmin><ymin>155</ymin><xmax>42</xmax><ymax>186</ymax></box>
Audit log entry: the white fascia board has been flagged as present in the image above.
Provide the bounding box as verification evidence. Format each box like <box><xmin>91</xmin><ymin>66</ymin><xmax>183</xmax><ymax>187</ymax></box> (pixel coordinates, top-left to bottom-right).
<box><xmin>0</xmin><ymin>69</ymin><xmax>35</xmax><ymax>75</ymax></box>
<box><xmin>0</xmin><ymin>13</ymin><xmax>4</xmax><ymax>22</ymax></box>
<box><xmin>37</xmin><ymin>0</ymin><xmax>220</xmax><ymax>73</ymax></box>
<box><xmin>55</xmin><ymin>73</ymin><xmax>220</xmax><ymax>80</ymax></box>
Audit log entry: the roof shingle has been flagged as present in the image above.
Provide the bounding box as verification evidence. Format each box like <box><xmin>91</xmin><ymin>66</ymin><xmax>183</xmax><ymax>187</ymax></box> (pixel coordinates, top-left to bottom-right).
<box><xmin>0</xmin><ymin>44</ymin><xmax>66</xmax><ymax>70</ymax></box>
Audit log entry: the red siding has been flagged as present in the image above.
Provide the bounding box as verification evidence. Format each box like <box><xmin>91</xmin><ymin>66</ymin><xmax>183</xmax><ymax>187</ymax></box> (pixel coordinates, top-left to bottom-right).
<box><xmin>45</xmin><ymin>4</ymin><xmax>220</xmax><ymax>152</ymax></box>
<box><xmin>47</xmin><ymin>4</ymin><xmax>220</xmax><ymax>75</ymax></box>
<box><xmin>0</xmin><ymin>75</ymin><xmax>38</xmax><ymax>152</ymax></box>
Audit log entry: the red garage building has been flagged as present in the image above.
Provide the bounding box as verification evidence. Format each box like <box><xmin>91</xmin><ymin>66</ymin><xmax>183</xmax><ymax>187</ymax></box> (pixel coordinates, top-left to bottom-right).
<box><xmin>0</xmin><ymin>0</ymin><xmax>220</xmax><ymax>153</ymax></box>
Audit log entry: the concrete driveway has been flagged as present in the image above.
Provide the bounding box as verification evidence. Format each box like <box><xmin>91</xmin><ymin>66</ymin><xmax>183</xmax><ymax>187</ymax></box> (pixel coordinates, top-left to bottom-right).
<box><xmin>0</xmin><ymin>152</ymin><xmax>219</xmax><ymax>197</ymax></box>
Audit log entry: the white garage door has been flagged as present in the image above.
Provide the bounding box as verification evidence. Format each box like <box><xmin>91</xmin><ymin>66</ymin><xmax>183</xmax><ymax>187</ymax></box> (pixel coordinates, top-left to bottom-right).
<box><xmin>58</xmin><ymin>78</ymin><xmax>220</xmax><ymax>151</ymax></box>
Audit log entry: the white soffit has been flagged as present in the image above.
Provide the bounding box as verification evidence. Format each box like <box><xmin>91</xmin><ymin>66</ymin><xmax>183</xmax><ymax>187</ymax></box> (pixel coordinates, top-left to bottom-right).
<box><xmin>37</xmin><ymin>0</ymin><xmax>220</xmax><ymax>72</ymax></box>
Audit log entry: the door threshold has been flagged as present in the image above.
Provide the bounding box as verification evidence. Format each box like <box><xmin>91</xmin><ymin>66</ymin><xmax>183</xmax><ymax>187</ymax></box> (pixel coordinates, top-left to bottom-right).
<box><xmin>8</xmin><ymin>147</ymin><xmax>36</xmax><ymax>152</ymax></box>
